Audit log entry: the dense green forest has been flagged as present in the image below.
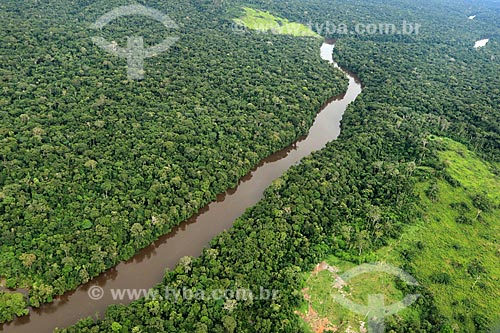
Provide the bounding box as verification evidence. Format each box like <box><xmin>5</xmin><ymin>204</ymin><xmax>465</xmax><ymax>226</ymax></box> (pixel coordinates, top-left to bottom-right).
<box><xmin>0</xmin><ymin>0</ymin><xmax>346</xmax><ymax>322</ymax></box>
<box><xmin>2</xmin><ymin>0</ymin><xmax>499</xmax><ymax>331</ymax></box>
<box><xmin>56</xmin><ymin>0</ymin><xmax>499</xmax><ymax>332</ymax></box>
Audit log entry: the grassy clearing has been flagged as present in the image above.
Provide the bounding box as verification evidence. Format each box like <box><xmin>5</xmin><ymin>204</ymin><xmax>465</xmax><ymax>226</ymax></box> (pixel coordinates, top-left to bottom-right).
<box><xmin>433</xmin><ymin>136</ymin><xmax>500</xmax><ymax>204</ymax></box>
<box><xmin>392</xmin><ymin>137</ymin><xmax>500</xmax><ymax>332</ymax></box>
<box><xmin>299</xmin><ymin>137</ymin><xmax>500</xmax><ymax>332</ymax></box>
<box><xmin>297</xmin><ymin>258</ymin><xmax>418</xmax><ymax>332</ymax></box>
<box><xmin>233</xmin><ymin>7</ymin><xmax>319</xmax><ymax>37</ymax></box>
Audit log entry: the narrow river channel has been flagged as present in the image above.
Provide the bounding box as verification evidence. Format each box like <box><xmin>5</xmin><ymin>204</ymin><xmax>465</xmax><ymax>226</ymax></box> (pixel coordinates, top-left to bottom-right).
<box><xmin>1</xmin><ymin>42</ymin><xmax>362</xmax><ymax>333</ymax></box>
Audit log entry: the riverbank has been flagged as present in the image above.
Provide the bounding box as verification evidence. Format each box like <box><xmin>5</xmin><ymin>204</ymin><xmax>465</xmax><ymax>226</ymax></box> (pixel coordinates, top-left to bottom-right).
<box><xmin>1</xmin><ymin>42</ymin><xmax>361</xmax><ymax>333</ymax></box>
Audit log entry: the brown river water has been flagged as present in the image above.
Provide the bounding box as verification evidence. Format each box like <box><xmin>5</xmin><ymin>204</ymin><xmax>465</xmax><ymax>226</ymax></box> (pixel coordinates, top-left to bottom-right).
<box><xmin>1</xmin><ymin>42</ymin><xmax>362</xmax><ymax>333</ymax></box>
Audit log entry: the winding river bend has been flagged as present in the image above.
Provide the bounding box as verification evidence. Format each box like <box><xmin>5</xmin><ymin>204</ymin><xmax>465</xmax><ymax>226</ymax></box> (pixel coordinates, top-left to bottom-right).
<box><xmin>1</xmin><ymin>42</ymin><xmax>362</xmax><ymax>333</ymax></box>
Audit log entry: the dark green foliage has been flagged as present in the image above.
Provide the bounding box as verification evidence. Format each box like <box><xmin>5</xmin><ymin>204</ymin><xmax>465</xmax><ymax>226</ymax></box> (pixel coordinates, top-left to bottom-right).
<box><xmin>472</xmin><ymin>314</ymin><xmax>490</xmax><ymax>333</ymax></box>
<box><xmin>442</xmin><ymin>172</ymin><xmax>461</xmax><ymax>187</ymax></box>
<box><xmin>450</xmin><ymin>202</ymin><xmax>469</xmax><ymax>212</ymax></box>
<box><xmin>472</xmin><ymin>193</ymin><xmax>494</xmax><ymax>212</ymax></box>
<box><xmin>455</xmin><ymin>215</ymin><xmax>474</xmax><ymax>225</ymax></box>
<box><xmin>430</xmin><ymin>272</ymin><xmax>452</xmax><ymax>285</ymax></box>
<box><xmin>3</xmin><ymin>0</ymin><xmax>500</xmax><ymax>331</ymax></box>
<box><xmin>0</xmin><ymin>0</ymin><xmax>345</xmax><ymax>312</ymax></box>
<box><xmin>426</xmin><ymin>182</ymin><xmax>440</xmax><ymax>202</ymax></box>
<box><xmin>467</xmin><ymin>259</ymin><xmax>486</xmax><ymax>278</ymax></box>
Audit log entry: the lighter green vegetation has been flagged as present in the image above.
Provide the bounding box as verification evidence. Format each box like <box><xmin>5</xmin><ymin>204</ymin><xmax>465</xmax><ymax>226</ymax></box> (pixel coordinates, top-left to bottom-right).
<box><xmin>233</xmin><ymin>7</ymin><xmax>320</xmax><ymax>37</ymax></box>
<box><xmin>434</xmin><ymin>136</ymin><xmax>500</xmax><ymax>204</ymax></box>
<box><xmin>395</xmin><ymin>137</ymin><xmax>500</xmax><ymax>332</ymax></box>
<box><xmin>0</xmin><ymin>291</ymin><xmax>28</xmax><ymax>323</ymax></box>
<box><xmin>300</xmin><ymin>137</ymin><xmax>500</xmax><ymax>332</ymax></box>
<box><xmin>298</xmin><ymin>258</ymin><xmax>417</xmax><ymax>333</ymax></box>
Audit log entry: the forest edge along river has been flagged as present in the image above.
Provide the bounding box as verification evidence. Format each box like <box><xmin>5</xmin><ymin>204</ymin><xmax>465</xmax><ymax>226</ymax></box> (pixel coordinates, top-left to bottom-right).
<box><xmin>1</xmin><ymin>41</ymin><xmax>362</xmax><ymax>333</ymax></box>
<box><xmin>1</xmin><ymin>40</ymin><xmax>363</xmax><ymax>333</ymax></box>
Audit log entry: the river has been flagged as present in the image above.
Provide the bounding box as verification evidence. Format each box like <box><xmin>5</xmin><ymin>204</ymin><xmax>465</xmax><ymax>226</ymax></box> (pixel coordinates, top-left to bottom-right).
<box><xmin>1</xmin><ymin>42</ymin><xmax>362</xmax><ymax>333</ymax></box>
